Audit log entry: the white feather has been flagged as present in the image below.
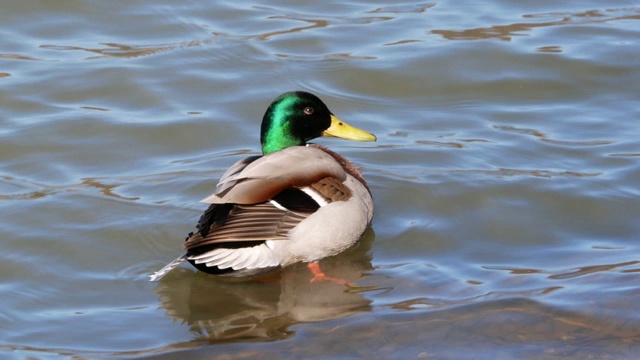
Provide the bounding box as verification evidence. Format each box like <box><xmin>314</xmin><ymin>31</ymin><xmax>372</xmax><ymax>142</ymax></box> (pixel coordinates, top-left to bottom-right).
<box><xmin>300</xmin><ymin>186</ymin><xmax>329</xmax><ymax>207</ymax></box>
<box><xmin>269</xmin><ymin>199</ymin><xmax>288</xmax><ymax>210</ymax></box>
<box><xmin>191</xmin><ymin>248</ymin><xmax>234</xmax><ymax>264</ymax></box>
<box><xmin>188</xmin><ymin>243</ymin><xmax>281</xmax><ymax>270</ymax></box>
<box><xmin>149</xmin><ymin>255</ymin><xmax>186</xmax><ymax>282</ymax></box>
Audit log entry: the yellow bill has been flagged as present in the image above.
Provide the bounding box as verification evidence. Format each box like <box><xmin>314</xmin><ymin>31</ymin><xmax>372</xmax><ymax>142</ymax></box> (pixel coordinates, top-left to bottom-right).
<box><xmin>322</xmin><ymin>115</ymin><xmax>377</xmax><ymax>142</ymax></box>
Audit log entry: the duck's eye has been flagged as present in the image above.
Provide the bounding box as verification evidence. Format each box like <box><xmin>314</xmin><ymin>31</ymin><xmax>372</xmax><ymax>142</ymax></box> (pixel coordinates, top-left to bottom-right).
<box><xmin>303</xmin><ymin>107</ymin><xmax>314</xmax><ymax>115</ymax></box>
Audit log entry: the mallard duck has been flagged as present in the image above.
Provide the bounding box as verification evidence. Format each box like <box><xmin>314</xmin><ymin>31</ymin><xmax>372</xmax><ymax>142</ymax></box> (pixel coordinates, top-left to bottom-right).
<box><xmin>149</xmin><ymin>91</ymin><xmax>376</xmax><ymax>281</ymax></box>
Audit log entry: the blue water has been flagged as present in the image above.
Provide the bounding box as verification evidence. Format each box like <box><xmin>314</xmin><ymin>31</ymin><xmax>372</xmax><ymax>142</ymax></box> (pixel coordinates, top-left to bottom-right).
<box><xmin>1</xmin><ymin>1</ymin><xmax>639</xmax><ymax>358</ymax></box>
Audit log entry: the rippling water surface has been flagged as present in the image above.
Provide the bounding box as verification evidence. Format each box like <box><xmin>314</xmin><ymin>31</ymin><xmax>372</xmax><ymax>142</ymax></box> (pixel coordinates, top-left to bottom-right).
<box><xmin>2</xmin><ymin>1</ymin><xmax>639</xmax><ymax>359</ymax></box>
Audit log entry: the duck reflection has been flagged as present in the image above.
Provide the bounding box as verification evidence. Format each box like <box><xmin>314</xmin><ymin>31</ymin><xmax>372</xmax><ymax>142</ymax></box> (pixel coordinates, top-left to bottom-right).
<box><xmin>154</xmin><ymin>228</ymin><xmax>375</xmax><ymax>341</ymax></box>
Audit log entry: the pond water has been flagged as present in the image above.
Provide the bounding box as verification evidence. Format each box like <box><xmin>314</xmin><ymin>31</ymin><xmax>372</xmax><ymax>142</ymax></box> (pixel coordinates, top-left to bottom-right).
<box><xmin>1</xmin><ymin>0</ymin><xmax>639</xmax><ymax>359</ymax></box>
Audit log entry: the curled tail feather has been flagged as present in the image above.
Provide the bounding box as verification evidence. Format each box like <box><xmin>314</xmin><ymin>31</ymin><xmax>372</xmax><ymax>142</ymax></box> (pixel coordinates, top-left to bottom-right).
<box><xmin>149</xmin><ymin>255</ymin><xmax>187</xmax><ymax>281</ymax></box>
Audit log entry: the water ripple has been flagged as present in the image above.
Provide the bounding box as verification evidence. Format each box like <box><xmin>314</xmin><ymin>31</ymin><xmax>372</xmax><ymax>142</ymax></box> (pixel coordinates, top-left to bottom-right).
<box><xmin>548</xmin><ymin>261</ymin><xmax>640</xmax><ymax>280</ymax></box>
<box><xmin>0</xmin><ymin>172</ymin><xmax>193</xmax><ymax>204</ymax></box>
<box><xmin>2</xmin><ymin>0</ymin><xmax>639</xmax><ymax>357</ymax></box>
<box><xmin>39</xmin><ymin>40</ymin><xmax>213</xmax><ymax>60</ymax></box>
<box><xmin>367</xmin><ymin>3</ymin><xmax>435</xmax><ymax>15</ymax></box>
<box><xmin>494</xmin><ymin>125</ymin><xmax>614</xmax><ymax>147</ymax></box>
<box><xmin>432</xmin><ymin>7</ymin><xmax>640</xmax><ymax>41</ymax></box>
<box><xmin>483</xmin><ymin>260</ymin><xmax>640</xmax><ymax>280</ymax></box>
<box><xmin>449</xmin><ymin>168</ymin><xmax>602</xmax><ymax>178</ymax></box>
<box><xmin>389</xmin><ymin>286</ymin><xmax>563</xmax><ymax>311</ymax></box>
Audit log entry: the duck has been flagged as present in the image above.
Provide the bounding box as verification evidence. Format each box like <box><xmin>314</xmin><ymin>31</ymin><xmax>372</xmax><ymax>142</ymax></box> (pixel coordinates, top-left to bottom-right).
<box><xmin>149</xmin><ymin>91</ymin><xmax>376</xmax><ymax>281</ymax></box>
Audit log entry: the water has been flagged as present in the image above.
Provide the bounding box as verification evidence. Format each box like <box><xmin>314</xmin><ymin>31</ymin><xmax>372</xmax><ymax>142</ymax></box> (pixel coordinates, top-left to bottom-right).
<box><xmin>1</xmin><ymin>0</ymin><xmax>639</xmax><ymax>358</ymax></box>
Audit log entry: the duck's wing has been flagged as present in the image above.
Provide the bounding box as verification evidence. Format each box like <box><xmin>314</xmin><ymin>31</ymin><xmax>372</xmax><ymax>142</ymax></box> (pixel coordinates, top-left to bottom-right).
<box><xmin>188</xmin><ymin>146</ymin><xmax>349</xmax><ymax>248</ymax></box>
<box><xmin>185</xmin><ymin>202</ymin><xmax>310</xmax><ymax>249</ymax></box>
<box><xmin>150</xmin><ymin>147</ymin><xmax>358</xmax><ymax>279</ymax></box>
<box><xmin>182</xmin><ymin>146</ymin><xmax>351</xmax><ymax>272</ymax></box>
<box><xmin>200</xmin><ymin>146</ymin><xmax>347</xmax><ymax>205</ymax></box>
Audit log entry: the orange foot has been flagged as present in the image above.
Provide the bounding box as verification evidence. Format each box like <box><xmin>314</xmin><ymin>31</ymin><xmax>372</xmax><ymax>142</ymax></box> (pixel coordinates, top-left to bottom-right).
<box><xmin>307</xmin><ymin>262</ymin><xmax>350</xmax><ymax>286</ymax></box>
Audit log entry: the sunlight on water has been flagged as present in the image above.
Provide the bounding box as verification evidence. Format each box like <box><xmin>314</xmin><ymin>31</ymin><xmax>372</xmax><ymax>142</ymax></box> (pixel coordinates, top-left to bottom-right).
<box><xmin>1</xmin><ymin>0</ymin><xmax>639</xmax><ymax>358</ymax></box>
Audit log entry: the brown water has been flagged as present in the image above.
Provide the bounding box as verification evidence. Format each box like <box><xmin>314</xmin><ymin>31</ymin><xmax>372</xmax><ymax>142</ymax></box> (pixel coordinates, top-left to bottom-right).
<box><xmin>1</xmin><ymin>1</ymin><xmax>639</xmax><ymax>359</ymax></box>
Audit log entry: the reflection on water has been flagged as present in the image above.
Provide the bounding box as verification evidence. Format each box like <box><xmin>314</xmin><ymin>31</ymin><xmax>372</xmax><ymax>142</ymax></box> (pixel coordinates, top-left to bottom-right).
<box><xmin>39</xmin><ymin>42</ymin><xmax>201</xmax><ymax>60</ymax></box>
<box><xmin>1</xmin><ymin>0</ymin><xmax>640</xmax><ymax>358</ymax></box>
<box><xmin>352</xmin><ymin>298</ymin><xmax>640</xmax><ymax>359</ymax></box>
<box><xmin>484</xmin><ymin>260</ymin><xmax>640</xmax><ymax>279</ymax></box>
<box><xmin>154</xmin><ymin>230</ymin><xmax>375</xmax><ymax>342</ymax></box>
<box><xmin>432</xmin><ymin>7</ymin><xmax>640</xmax><ymax>42</ymax></box>
<box><xmin>493</xmin><ymin>124</ymin><xmax>614</xmax><ymax>147</ymax></box>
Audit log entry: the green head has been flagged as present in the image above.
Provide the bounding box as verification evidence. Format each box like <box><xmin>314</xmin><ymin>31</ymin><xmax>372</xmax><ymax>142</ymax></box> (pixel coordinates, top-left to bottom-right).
<box><xmin>260</xmin><ymin>91</ymin><xmax>376</xmax><ymax>154</ymax></box>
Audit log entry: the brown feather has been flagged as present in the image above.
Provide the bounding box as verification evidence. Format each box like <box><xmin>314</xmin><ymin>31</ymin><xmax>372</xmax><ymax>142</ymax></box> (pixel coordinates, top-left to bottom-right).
<box><xmin>308</xmin><ymin>143</ymin><xmax>370</xmax><ymax>193</ymax></box>
<box><xmin>184</xmin><ymin>203</ymin><xmax>310</xmax><ymax>251</ymax></box>
<box><xmin>187</xmin><ymin>145</ymin><xmax>362</xmax><ymax>253</ymax></box>
<box><xmin>310</xmin><ymin>177</ymin><xmax>352</xmax><ymax>202</ymax></box>
<box><xmin>200</xmin><ymin>146</ymin><xmax>347</xmax><ymax>204</ymax></box>
<box><xmin>213</xmin><ymin>155</ymin><xmax>261</xmax><ymax>195</ymax></box>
